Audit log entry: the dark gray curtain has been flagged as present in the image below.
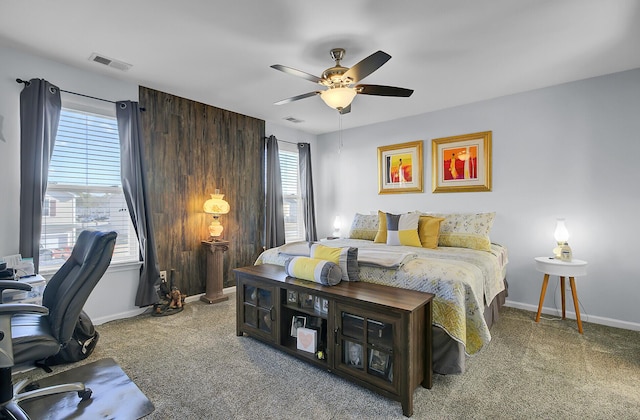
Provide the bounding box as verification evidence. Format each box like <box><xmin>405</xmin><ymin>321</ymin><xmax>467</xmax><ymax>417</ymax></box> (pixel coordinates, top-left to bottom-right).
<box><xmin>19</xmin><ymin>78</ymin><xmax>61</xmax><ymax>272</ymax></box>
<box><xmin>116</xmin><ymin>101</ymin><xmax>160</xmax><ymax>307</ymax></box>
<box><xmin>298</xmin><ymin>143</ymin><xmax>317</xmax><ymax>242</ymax></box>
<box><xmin>265</xmin><ymin>135</ymin><xmax>285</xmax><ymax>248</ymax></box>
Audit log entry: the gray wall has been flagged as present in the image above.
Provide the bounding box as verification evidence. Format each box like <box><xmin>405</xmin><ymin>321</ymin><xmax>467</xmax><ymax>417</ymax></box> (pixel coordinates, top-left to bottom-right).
<box><xmin>0</xmin><ymin>45</ymin><xmax>144</xmax><ymax>323</ymax></box>
<box><xmin>306</xmin><ymin>68</ymin><xmax>640</xmax><ymax>329</ymax></box>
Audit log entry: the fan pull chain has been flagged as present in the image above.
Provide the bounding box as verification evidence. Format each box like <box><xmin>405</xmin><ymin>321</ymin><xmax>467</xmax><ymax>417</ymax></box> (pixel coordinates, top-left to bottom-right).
<box><xmin>338</xmin><ymin>113</ymin><xmax>343</xmax><ymax>154</ymax></box>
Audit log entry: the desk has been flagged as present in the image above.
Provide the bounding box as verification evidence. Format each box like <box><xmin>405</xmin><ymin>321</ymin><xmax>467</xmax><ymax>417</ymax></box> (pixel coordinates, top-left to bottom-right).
<box><xmin>1</xmin><ymin>274</ymin><xmax>46</xmax><ymax>305</ymax></box>
<box><xmin>534</xmin><ymin>257</ymin><xmax>587</xmax><ymax>333</ymax></box>
<box><xmin>201</xmin><ymin>240</ymin><xmax>229</xmax><ymax>304</ymax></box>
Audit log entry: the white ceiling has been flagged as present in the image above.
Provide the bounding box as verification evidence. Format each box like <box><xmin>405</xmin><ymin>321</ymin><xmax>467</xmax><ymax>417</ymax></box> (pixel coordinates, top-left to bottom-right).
<box><xmin>2</xmin><ymin>0</ymin><xmax>640</xmax><ymax>135</ymax></box>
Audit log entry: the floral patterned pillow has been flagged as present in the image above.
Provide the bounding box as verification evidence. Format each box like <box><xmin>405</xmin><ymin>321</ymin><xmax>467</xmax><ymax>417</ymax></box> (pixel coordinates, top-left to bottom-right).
<box><xmin>348</xmin><ymin>213</ymin><xmax>379</xmax><ymax>241</ymax></box>
<box><xmin>428</xmin><ymin>212</ymin><xmax>495</xmax><ymax>251</ymax></box>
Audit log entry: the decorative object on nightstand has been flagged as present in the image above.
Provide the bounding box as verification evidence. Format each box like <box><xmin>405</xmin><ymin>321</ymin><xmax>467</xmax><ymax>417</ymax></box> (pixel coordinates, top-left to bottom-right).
<box><xmin>200</xmin><ymin>240</ymin><xmax>230</xmax><ymax>304</ymax></box>
<box><xmin>534</xmin><ymin>256</ymin><xmax>587</xmax><ymax>333</ymax></box>
<box><xmin>203</xmin><ymin>189</ymin><xmax>230</xmax><ymax>240</ymax></box>
<box><xmin>552</xmin><ymin>218</ymin><xmax>572</xmax><ymax>261</ymax></box>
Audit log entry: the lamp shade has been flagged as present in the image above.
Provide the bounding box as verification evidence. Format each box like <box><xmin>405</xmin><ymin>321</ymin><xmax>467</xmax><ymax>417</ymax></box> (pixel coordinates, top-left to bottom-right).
<box><xmin>333</xmin><ymin>216</ymin><xmax>341</xmax><ymax>236</ymax></box>
<box><xmin>320</xmin><ymin>87</ymin><xmax>357</xmax><ymax>110</ymax></box>
<box><xmin>554</xmin><ymin>218</ymin><xmax>569</xmax><ymax>243</ymax></box>
<box><xmin>203</xmin><ymin>191</ymin><xmax>230</xmax><ymax>215</ymax></box>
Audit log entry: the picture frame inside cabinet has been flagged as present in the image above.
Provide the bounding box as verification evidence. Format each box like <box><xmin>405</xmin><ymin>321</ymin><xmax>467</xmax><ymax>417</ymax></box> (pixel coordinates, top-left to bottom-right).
<box><xmin>300</xmin><ymin>293</ymin><xmax>314</xmax><ymax>309</ymax></box>
<box><xmin>344</xmin><ymin>340</ymin><xmax>364</xmax><ymax>369</ymax></box>
<box><xmin>287</xmin><ymin>289</ymin><xmax>298</xmax><ymax>305</ymax></box>
<box><xmin>369</xmin><ymin>348</ymin><xmax>392</xmax><ymax>380</ymax></box>
<box><xmin>290</xmin><ymin>315</ymin><xmax>306</xmax><ymax>337</ymax></box>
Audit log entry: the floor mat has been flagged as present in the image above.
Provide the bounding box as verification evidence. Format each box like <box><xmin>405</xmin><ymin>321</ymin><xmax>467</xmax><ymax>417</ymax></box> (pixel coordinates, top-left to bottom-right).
<box><xmin>19</xmin><ymin>358</ymin><xmax>154</xmax><ymax>419</ymax></box>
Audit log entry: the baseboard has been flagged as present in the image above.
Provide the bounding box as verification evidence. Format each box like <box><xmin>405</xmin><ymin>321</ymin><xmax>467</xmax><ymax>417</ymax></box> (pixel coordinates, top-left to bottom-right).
<box><xmin>92</xmin><ymin>307</ymin><xmax>147</xmax><ymax>326</ymax></box>
<box><xmin>92</xmin><ymin>287</ymin><xmax>236</xmax><ymax>325</ymax></box>
<box><xmin>504</xmin><ymin>300</ymin><xmax>640</xmax><ymax>331</ymax></box>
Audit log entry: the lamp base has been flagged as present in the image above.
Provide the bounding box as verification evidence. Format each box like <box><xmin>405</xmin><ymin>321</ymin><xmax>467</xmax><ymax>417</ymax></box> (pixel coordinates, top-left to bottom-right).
<box><xmin>553</xmin><ymin>242</ymin><xmax>572</xmax><ymax>261</ymax></box>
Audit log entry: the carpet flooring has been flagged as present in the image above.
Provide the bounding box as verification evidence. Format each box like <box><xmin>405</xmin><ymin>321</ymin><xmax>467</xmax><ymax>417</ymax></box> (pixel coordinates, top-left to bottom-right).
<box><xmin>13</xmin><ymin>294</ymin><xmax>640</xmax><ymax>419</ymax></box>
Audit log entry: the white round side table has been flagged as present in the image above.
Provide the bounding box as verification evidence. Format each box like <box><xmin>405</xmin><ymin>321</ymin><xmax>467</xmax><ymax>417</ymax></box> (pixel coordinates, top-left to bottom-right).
<box><xmin>534</xmin><ymin>257</ymin><xmax>588</xmax><ymax>333</ymax></box>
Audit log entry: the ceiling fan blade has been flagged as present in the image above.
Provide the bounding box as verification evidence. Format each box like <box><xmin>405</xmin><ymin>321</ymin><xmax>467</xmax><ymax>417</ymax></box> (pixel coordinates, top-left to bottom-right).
<box><xmin>274</xmin><ymin>91</ymin><xmax>319</xmax><ymax>105</ymax></box>
<box><xmin>339</xmin><ymin>104</ymin><xmax>351</xmax><ymax>115</ymax></box>
<box><xmin>356</xmin><ymin>84</ymin><xmax>414</xmax><ymax>97</ymax></box>
<box><xmin>271</xmin><ymin>64</ymin><xmax>323</xmax><ymax>84</ymax></box>
<box><xmin>343</xmin><ymin>51</ymin><xmax>391</xmax><ymax>83</ymax></box>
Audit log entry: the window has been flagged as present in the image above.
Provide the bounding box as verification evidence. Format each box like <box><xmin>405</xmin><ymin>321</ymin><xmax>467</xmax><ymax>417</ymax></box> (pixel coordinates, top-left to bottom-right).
<box><xmin>39</xmin><ymin>107</ymin><xmax>138</xmax><ymax>269</ymax></box>
<box><xmin>278</xmin><ymin>142</ymin><xmax>305</xmax><ymax>243</ymax></box>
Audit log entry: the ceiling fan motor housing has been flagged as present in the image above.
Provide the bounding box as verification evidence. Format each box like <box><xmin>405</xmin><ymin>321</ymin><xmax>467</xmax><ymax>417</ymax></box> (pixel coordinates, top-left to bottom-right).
<box><xmin>323</xmin><ymin>48</ymin><xmax>351</xmax><ymax>86</ymax></box>
<box><xmin>322</xmin><ymin>66</ymin><xmax>350</xmax><ymax>86</ymax></box>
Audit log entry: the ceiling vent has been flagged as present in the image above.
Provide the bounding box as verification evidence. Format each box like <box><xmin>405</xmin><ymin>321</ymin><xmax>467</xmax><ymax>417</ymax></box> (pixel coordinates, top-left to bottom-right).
<box><xmin>283</xmin><ymin>116</ymin><xmax>304</xmax><ymax>124</ymax></box>
<box><xmin>88</xmin><ymin>53</ymin><xmax>132</xmax><ymax>71</ymax></box>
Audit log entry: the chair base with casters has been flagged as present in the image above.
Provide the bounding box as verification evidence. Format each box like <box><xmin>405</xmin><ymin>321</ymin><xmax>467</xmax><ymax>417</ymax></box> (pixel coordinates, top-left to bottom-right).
<box><xmin>1</xmin><ymin>370</ymin><xmax>91</xmax><ymax>420</ymax></box>
<box><xmin>0</xmin><ymin>230</ymin><xmax>117</xmax><ymax>420</ymax></box>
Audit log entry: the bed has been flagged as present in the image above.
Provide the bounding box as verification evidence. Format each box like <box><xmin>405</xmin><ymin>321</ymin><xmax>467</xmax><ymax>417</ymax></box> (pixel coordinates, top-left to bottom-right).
<box><xmin>254</xmin><ymin>212</ymin><xmax>508</xmax><ymax>374</ymax></box>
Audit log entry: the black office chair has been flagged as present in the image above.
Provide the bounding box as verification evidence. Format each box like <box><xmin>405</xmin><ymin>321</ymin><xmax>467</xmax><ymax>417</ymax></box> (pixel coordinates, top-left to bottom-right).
<box><xmin>0</xmin><ymin>230</ymin><xmax>117</xmax><ymax>420</ymax></box>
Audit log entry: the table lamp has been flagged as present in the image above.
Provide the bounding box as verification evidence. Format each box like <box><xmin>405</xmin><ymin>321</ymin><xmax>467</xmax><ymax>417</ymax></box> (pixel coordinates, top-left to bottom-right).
<box><xmin>553</xmin><ymin>218</ymin><xmax>572</xmax><ymax>261</ymax></box>
<box><xmin>203</xmin><ymin>189</ymin><xmax>230</xmax><ymax>241</ymax></box>
<box><xmin>332</xmin><ymin>216</ymin><xmax>341</xmax><ymax>238</ymax></box>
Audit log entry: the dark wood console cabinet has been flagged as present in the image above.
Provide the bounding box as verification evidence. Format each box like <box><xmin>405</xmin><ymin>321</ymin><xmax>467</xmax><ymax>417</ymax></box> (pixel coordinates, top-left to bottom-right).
<box><xmin>234</xmin><ymin>263</ymin><xmax>433</xmax><ymax>417</ymax></box>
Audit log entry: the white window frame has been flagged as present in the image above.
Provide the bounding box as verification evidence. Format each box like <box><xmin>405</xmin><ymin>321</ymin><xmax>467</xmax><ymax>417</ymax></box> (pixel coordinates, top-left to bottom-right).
<box><xmin>39</xmin><ymin>102</ymin><xmax>139</xmax><ymax>272</ymax></box>
<box><xmin>278</xmin><ymin>141</ymin><xmax>305</xmax><ymax>243</ymax></box>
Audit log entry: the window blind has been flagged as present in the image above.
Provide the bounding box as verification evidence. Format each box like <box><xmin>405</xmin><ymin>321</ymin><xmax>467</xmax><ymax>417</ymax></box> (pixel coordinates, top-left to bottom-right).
<box><xmin>278</xmin><ymin>144</ymin><xmax>305</xmax><ymax>243</ymax></box>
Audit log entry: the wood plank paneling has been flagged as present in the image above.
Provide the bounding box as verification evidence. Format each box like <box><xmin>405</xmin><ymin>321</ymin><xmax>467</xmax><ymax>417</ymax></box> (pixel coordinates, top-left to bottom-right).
<box><xmin>139</xmin><ymin>86</ymin><xmax>265</xmax><ymax>295</ymax></box>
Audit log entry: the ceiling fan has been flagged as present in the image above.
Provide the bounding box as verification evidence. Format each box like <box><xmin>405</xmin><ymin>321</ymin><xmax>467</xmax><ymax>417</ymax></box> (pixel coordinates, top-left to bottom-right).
<box><xmin>271</xmin><ymin>48</ymin><xmax>414</xmax><ymax>114</ymax></box>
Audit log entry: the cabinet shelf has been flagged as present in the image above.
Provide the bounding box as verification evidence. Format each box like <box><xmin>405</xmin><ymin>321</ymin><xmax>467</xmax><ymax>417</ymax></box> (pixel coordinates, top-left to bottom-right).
<box><xmin>235</xmin><ymin>264</ymin><xmax>433</xmax><ymax>418</ymax></box>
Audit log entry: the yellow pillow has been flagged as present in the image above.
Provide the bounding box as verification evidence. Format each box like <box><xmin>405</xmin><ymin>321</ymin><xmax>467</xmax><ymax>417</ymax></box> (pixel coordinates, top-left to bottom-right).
<box><xmin>418</xmin><ymin>216</ymin><xmax>445</xmax><ymax>248</ymax></box>
<box><xmin>373</xmin><ymin>210</ymin><xmax>387</xmax><ymax>243</ymax></box>
<box><xmin>310</xmin><ymin>244</ymin><xmax>359</xmax><ymax>281</ymax></box>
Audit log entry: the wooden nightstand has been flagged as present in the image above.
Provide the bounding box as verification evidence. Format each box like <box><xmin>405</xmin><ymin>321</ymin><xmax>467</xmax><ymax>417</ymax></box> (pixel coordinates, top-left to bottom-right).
<box><xmin>534</xmin><ymin>256</ymin><xmax>588</xmax><ymax>333</ymax></box>
<box><xmin>201</xmin><ymin>240</ymin><xmax>230</xmax><ymax>304</ymax></box>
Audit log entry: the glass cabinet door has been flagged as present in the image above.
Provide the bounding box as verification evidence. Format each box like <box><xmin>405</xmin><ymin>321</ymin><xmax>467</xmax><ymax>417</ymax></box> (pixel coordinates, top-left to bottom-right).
<box><xmin>241</xmin><ymin>281</ymin><xmax>275</xmax><ymax>341</ymax></box>
<box><xmin>335</xmin><ymin>304</ymin><xmax>396</xmax><ymax>388</ymax></box>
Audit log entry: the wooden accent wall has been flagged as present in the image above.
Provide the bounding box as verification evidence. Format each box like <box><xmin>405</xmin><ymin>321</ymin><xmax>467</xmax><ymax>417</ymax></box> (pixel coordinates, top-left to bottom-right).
<box><xmin>139</xmin><ymin>86</ymin><xmax>265</xmax><ymax>295</ymax></box>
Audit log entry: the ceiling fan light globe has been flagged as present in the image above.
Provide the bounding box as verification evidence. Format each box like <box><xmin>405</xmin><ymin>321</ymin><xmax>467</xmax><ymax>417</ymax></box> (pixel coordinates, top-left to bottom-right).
<box><xmin>320</xmin><ymin>87</ymin><xmax>357</xmax><ymax>110</ymax></box>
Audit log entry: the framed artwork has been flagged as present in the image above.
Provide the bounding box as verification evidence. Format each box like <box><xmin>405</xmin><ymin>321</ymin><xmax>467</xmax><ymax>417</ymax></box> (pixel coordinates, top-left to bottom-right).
<box><xmin>377</xmin><ymin>140</ymin><xmax>423</xmax><ymax>194</ymax></box>
<box><xmin>431</xmin><ymin>131</ymin><xmax>492</xmax><ymax>193</ymax></box>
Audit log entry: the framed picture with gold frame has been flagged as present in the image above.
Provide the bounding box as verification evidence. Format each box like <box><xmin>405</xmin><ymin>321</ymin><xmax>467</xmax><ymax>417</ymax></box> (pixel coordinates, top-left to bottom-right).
<box><xmin>432</xmin><ymin>131</ymin><xmax>492</xmax><ymax>193</ymax></box>
<box><xmin>377</xmin><ymin>140</ymin><xmax>423</xmax><ymax>194</ymax></box>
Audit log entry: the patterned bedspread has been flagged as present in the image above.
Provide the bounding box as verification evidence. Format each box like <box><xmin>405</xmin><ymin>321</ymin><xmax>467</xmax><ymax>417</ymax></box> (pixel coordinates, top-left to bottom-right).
<box><xmin>255</xmin><ymin>239</ymin><xmax>508</xmax><ymax>355</ymax></box>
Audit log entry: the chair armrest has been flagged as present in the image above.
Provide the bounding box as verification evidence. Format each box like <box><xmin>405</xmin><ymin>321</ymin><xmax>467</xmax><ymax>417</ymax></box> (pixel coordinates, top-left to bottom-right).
<box><xmin>0</xmin><ymin>280</ymin><xmax>33</xmax><ymax>293</ymax></box>
<box><xmin>0</xmin><ymin>303</ymin><xmax>49</xmax><ymax>316</ymax></box>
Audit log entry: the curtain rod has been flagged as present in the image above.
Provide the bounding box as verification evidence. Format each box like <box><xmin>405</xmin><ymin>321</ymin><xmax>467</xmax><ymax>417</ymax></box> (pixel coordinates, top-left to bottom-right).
<box><xmin>263</xmin><ymin>136</ymin><xmax>298</xmax><ymax>145</ymax></box>
<box><xmin>16</xmin><ymin>78</ymin><xmax>145</xmax><ymax>111</ymax></box>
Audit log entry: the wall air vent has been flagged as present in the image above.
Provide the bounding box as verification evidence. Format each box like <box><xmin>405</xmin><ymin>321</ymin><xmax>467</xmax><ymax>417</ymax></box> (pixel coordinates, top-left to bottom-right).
<box><xmin>283</xmin><ymin>116</ymin><xmax>304</xmax><ymax>124</ymax></box>
<box><xmin>88</xmin><ymin>53</ymin><xmax>132</xmax><ymax>72</ymax></box>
